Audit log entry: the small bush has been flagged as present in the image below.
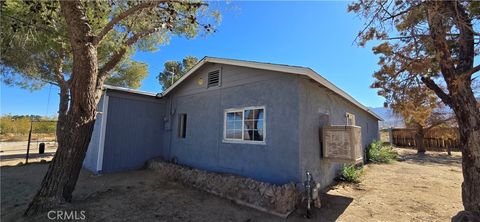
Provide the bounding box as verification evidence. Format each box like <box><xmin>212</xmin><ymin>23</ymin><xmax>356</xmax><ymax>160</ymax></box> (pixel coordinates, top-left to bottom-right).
<box><xmin>367</xmin><ymin>140</ymin><xmax>397</xmax><ymax>163</ymax></box>
<box><xmin>339</xmin><ymin>164</ymin><xmax>363</xmax><ymax>183</ymax></box>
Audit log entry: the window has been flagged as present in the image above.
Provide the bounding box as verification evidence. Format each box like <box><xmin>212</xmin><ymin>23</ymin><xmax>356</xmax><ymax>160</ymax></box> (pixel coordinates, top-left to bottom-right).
<box><xmin>224</xmin><ymin>107</ymin><xmax>265</xmax><ymax>143</ymax></box>
<box><xmin>178</xmin><ymin>114</ymin><xmax>187</xmax><ymax>138</ymax></box>
<box><xmin>346</xmin><ymin>113</ymin><xmax>356</xmax><ymax>126</ymax></box>
<box><xmin>207</xmin><ymin>70</ymin><xmax>220</xmax><ymax>87</ymax></box>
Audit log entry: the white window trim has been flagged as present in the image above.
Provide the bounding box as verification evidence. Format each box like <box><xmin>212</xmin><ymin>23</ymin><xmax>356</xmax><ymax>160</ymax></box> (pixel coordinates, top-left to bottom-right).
<box><xmin>223</xmin><ymin>106</ymin><xmax>266</xmax><ymax>145</ymax></box>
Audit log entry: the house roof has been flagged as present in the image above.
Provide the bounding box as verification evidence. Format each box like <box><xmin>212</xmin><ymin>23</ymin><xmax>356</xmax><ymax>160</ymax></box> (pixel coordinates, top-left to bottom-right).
<box><xmin>103</xmin><ymin>84</ymin><xmax>159</xmax><ymax>97</ymax></box>
<box><xmin>161</xmin><ymin>56</ymin><xmax>382</xmax><ymax>120</ymax></box>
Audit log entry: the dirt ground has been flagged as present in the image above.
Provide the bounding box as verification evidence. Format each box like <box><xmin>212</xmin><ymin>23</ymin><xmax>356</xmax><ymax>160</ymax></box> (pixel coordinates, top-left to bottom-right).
<box><xmin>328</xmin><ymin>148</ymin><xmax>463</xmax><ymax>222</ymax></box>
<box><xmin>1</xmin><ymin>148</ymin><xmax>463</xmax><ymax>222</ymax></box>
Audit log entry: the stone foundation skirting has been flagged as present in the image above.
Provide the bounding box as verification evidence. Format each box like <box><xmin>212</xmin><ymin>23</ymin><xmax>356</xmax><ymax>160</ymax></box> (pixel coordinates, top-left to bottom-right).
<box><xmin>146</xmin><ymin>159</ymin><xmax>301</xmax><ymax>217</ymax></box>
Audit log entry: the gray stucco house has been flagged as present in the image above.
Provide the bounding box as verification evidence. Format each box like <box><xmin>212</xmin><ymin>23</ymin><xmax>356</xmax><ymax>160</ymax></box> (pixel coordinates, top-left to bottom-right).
<box><xmin>84</xmin><ymin>57</ymin><xmax>381</xmax><ymax>188</ymax></box>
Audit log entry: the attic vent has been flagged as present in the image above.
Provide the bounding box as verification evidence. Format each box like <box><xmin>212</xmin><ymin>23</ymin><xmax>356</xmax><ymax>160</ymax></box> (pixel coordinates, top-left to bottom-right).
<box><xmin>207</xmin><ymin>70</ymin><xmax>220</xmax><ymax>87</ymax></box>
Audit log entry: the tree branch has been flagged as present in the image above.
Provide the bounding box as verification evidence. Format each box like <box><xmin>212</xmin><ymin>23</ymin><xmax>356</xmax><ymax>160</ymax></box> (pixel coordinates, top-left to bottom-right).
<box><xmin>386</xmin><ymin>33</ymin><xmax>480</xmax><ymax>40</ymax></box>
<box><xmin>93</xmin><ymin>1</ymin><xmax>158</xmax><ymax>45</ymax></box>
<box><xmin>425</xmin><ymin>2</ymin><xmax>457</xmax><ymax>81</ymax></box>
<box><xmin>421</xmin><ymin>76</ymin><xmax>452</xmax><ymax>106</ymax></box>
<box><xmin>448</xmin><ymin>1</ymin><xmax>475</xmax><ymax>75</ymax></box>
<box><xmin>93</xmin><ymin>0</ymin><xmax>206</xmax><ymax>45</ymax></box>
<box><xmin>126</xmin><ymin>28</ymin><xmax>161</xmax><ymax>46</ymax></box>
<box><xmin>426</xmin><ymin>116</ymin><xmax>456</xmax><ymax>130</ymax></box>
<box><xmin>352</xmin><ymin>1</ymin><xmax>386</xmax><ymax>45</ymax></box>
<box><xmin>465</xmin><ymin>64</ymin><xmax>480</xmax><ymax>77</ymax></box>
<box><xmin>97</xmin><ymin>27</ymin><xmax>162</xmax><ymax>86</ymax></box>
<box><xmin>53</xmin><ymin>51</ymin><xmax>67</xmax><ymax>88</ymax></box>
<box><xmin>60</xmin><ymin>1</ymin><xmax>93</xmax><ymax>41</ymax></box>
<box><xmin>382</xmin><ymin>4</ymin><xmax>420</xmax><ymax>22</ymax></box>
<box><xmin>22</xmin><ymin>75</ymin><xmax>60</xmax><ymax>87</ymax></box>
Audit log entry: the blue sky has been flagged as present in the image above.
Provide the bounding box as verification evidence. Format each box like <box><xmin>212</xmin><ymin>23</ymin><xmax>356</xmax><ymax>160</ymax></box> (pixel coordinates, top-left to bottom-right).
<box><xmin>1</xmin><ymin>1</ymin><xmax>386</xmax><ymax>117</ymax></box>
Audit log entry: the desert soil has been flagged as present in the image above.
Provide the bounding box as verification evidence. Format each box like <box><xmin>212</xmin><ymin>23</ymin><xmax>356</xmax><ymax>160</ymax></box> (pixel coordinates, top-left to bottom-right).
<box><xmin>1</xmin><ymin>148</ymin><xmax>463</xmax><ymax>222</ymax></box>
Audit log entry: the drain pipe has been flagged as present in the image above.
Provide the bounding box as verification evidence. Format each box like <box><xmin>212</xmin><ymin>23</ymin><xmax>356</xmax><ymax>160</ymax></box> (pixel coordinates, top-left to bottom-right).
<box><xmin>167</xmin><ymin>95</ymin><xmax>176</xmax><ymax>161</ymax></box>
<box><xmin>304</xmin><ymin>171</ymin><xmax>313</xmax><ymax>218</ymax></box>
<box><xmin>304</xmin><ymin>170</ymin><xmax>321</xmax><ymax>218</ymax></box>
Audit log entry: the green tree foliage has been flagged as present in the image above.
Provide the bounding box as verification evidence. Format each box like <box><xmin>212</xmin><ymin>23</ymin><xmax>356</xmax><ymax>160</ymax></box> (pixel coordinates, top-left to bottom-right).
<box><xmin>157</xmin><ymin>56</ymin><xmax>198</xmax><ymax>90</ymax></box>
<box><xmin>0</xmin><ymin>0</ymin><xmax>190</xmax><ymax>89</ymax></box>
<box><xmin>104</xmin><ymin>61</ymin><xmax>148</xmax><ymax>88</ymax></box>
<box><xmin>1</xmin><ymin>1</ymin><xmax>68</xmax><ymax>90</ymax></box>
<box><xmin>0</xmin><ymin>0</ymin><xmax>220</xmax><ymax>215</ymax></box>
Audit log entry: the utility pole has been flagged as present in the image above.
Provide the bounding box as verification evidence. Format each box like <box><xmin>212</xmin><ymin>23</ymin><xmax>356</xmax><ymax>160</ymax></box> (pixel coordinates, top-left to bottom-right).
<box><xmin>25</xmin><ymin>120</ymin><xmax>33</xmax><ymax>164</ymax></box>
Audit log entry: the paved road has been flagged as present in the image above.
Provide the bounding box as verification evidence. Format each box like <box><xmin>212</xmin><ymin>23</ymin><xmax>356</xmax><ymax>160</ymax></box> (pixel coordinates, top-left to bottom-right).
<box><xmin>0</xmin><ymin>141</ymin><xmax>57</xmax><ymax>166</ymax></box>
<box><xmin>1</xmin><ymin>141</ymin><xmax>57</xmax><ymax>154</ymax></box>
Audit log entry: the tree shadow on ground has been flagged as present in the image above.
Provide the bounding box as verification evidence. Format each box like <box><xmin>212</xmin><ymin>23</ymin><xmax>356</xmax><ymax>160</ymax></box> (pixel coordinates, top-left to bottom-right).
<box><xmin>0</xmin><ymin>152</ymin><xmax>55</xmax><ymax>161</ymax></box>
<box><xmin>397</xmin><ymin>151</ymin><xmax>462</xmax><ymax>166</ymax></box>
<box><xmin>287</xmin><ymin>193</ymin><xmax>353</xmax><ymax>222</ymax></box>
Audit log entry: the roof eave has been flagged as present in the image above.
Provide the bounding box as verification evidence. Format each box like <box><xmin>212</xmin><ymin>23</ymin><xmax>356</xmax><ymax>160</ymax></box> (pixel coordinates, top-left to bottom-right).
<box><xmin>103</xmin><ymin>84</ymin><xmax>158</xmax><ymax>97</ymax></box>
<box><xmin>161</xmin><ymin>57</ymin><xmax>383</xmax><ymax>121</ymax></box>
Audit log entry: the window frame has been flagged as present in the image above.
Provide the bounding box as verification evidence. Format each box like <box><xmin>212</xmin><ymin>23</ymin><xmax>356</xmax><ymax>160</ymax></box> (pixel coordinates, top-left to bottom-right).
<box><xmin>178</xmin><ymin>113</ymin><xmax>187</xmax><ymax>138</ymax></box>
<box><xmin>223</xmin><ymin>106</ymin><xmax>266</xmax><ymax>145</ymax></box>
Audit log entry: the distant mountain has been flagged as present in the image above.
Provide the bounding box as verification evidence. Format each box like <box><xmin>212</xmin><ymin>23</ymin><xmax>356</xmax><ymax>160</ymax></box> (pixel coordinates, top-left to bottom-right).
<box><xmin>369</xmin><ymin>107</ymin><xmax>405</xmax><ymax>129</ymax></box>
<box><xmin>370</xmin><ymin>105</ymin><xmax>458</xmax><ymax>129</ymax></box>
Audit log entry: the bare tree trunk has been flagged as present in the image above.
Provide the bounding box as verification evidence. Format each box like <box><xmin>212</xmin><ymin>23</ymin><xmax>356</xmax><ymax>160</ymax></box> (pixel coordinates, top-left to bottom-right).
<box><xmin>425</xmin><ymin>2</ymin><xmax>480</xmax><ymax>213</ymax></box>
<box><xmin>24</xmin><ymin>1</ymin><xmax>101</xmax><ymax>216</ymax></box>
<box><xmin>451</xmin><ymin>83</ymin><xmax>480</xmax><ymax>213</ymax></box>
<box><xmin>415</xmin><ymin>124</ymin><xmax>426</xmax><ymax>154</ymax></box>
<box><xmin>25</xmin><ymin>114</ymin><xmax>97</xmax><ymax>215</ymax></box>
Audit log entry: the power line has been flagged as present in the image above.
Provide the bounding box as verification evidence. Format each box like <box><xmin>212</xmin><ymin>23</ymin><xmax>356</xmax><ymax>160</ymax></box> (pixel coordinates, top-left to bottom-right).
<box><xmin>45</xmin><ymin>84</ymin><xmax>52</xmax><ymax>117</ymax></box>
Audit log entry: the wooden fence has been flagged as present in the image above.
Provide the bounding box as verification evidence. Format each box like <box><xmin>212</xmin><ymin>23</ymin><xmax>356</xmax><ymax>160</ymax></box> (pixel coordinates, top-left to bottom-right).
<box><xmin>386</xmin><ymin>128</ymin><xmax>461</xmax><ymax>152</ymax></box>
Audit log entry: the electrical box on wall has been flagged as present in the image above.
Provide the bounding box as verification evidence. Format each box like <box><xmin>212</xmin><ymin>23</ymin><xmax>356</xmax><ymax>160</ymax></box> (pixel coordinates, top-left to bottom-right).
<box><xmin>322</xmin><ymin>125</ymin><xmax>362</xmax><ymax>164</ymax></box>
<box><xmin>164</xmin><ymin>117</ymin><xmax>171</xmax><ymax>131</ymax></box>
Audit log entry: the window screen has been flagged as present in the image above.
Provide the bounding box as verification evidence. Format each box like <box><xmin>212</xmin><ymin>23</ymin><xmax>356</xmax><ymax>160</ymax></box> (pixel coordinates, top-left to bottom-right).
<box><xmin>225</xmin><ymin>111</ymin><xmax>243</xmax><ymax>139</ymax></box>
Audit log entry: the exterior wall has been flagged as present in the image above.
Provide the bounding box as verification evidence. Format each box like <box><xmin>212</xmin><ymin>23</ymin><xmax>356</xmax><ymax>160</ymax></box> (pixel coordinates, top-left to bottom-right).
<box><xmin>83</xmin><ymin>96</ymin><xmax>105</xmax><ymax>172</ymax></box>
<box><xmin>101</xmin><ymin>91</ymin><xmax>166</xmax><ymax>172</ymax></box>
<box><xmin>164</xmin><ymin>64</ymin><xmax>301</xmax><ymax>184</ymax></box>
<box><xmin>298</xmin><ymin>78</ymin><xmax>379</xmax><ymax>189</ymax></box>
<box><xmin>84</xmin><ymin>62</ymin><xmax>379</xmax><ymax>190</ymax></box>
